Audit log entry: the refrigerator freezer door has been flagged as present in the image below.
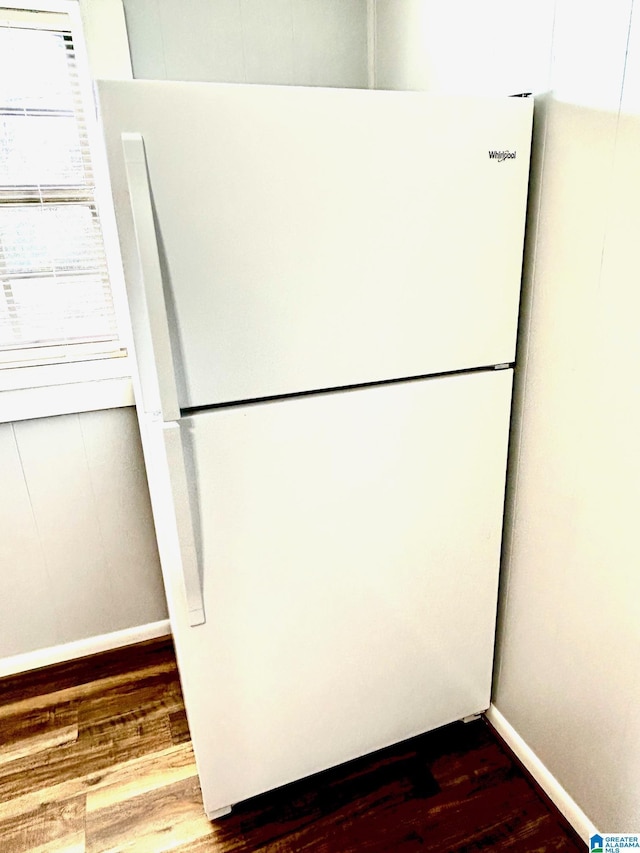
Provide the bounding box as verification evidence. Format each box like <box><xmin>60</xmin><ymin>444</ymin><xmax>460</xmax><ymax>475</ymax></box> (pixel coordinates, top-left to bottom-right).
<box><xmin>168</xmin><ymin>369</ymin><xmax>513</xmax><ymax>815</ymax></box>
<box><xmin>98</xmin><ymin>81</ymin><xmax>531</xmax><ymax>409</ymax></box>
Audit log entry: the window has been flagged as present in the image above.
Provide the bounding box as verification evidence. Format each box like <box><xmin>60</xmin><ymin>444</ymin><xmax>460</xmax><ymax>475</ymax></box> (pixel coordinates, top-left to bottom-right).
<box><xmin>0</xmin><ymin>4</ymin><xmax>129</xmax><ymax>415</ymax></box>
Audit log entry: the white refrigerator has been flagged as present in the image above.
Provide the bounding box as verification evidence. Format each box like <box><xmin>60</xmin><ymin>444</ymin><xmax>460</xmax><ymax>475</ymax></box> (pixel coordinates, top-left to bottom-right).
<box><xmin>97</xmin><ymin>80</ymin><xmax>532</xmax><ymax>819</ymax></box>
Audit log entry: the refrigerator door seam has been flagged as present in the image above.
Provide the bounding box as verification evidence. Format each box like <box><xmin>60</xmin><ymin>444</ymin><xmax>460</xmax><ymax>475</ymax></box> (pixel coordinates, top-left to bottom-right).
<box><xmin>180</xmin><ymin>363</ymin><xmax>517</xmax><ymax>416</ymax></box>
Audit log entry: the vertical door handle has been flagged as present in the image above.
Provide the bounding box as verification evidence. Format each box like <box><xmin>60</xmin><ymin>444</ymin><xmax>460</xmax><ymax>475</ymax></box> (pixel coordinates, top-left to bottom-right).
<box><xmin>121</xmin><ymin>132</ymin><xmax>180</xmax><ymax>422</ymax></box>
<box><xmin>162</xmin><ymin>421</ymin><xmax>205</xmax><ymax>627</ymax></box>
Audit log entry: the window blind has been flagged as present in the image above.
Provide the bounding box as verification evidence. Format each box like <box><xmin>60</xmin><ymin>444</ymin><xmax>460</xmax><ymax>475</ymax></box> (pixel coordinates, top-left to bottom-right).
<box><xmin>0</xmin><ymin>11</ymin><xmax>125</xmax><ymax>368</ymax></box>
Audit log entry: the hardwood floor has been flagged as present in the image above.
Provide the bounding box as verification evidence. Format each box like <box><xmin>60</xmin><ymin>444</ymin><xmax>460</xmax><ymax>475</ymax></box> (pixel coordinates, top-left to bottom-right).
<box><xmin>0</xmin><ymin>638</ymin><xmax>585</xmax><ymax>852</ymax></box>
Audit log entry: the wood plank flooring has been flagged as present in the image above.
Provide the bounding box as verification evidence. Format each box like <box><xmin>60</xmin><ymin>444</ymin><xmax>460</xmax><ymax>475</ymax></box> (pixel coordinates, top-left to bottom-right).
<box><xmin>0</xmin><ymin>638</ymin><xmax>586</xmax><ymax>852</ymax></box>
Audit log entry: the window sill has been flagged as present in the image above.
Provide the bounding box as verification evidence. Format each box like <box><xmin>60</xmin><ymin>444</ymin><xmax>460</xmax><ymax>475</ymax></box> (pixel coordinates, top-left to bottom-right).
<box><xmin>0</xmin><ymin>357</ymin><xmax>135</xmax><ymax>423</ymax></box>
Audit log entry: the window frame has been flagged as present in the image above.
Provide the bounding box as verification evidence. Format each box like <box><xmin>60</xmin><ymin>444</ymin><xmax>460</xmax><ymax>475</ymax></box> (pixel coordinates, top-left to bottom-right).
<box><xmin>0</xmin><ymin>0</ymin><xmax>134</xmax><ymax>423</ymax></box>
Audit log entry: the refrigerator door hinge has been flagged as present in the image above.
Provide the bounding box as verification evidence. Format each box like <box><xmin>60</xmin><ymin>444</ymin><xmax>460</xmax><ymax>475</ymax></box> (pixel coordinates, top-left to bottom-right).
<box><xmin>494</xmin><ymin>363</ymin><xmax>510</xmax><ymax>370</ymax></box>
<box><xmin>462</xmin><ymin>713</ymin><xmax>483</xmax><ymax>724</ymax></box>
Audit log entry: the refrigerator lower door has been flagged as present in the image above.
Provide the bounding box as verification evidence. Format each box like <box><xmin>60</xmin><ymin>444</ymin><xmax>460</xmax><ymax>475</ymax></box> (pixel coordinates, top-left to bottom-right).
<box><xmin>166</xmin><ymin>369</ymin><xmax>513</xmax><ymax>817</ymax></box>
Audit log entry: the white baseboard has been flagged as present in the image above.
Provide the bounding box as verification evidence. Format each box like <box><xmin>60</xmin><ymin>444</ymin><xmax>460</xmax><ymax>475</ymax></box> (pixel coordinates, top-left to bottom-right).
<box><xmin>485</xmin><ymin>704</ymin><xmax>598</xmax><ymax>843</ymax></box>
<box><xmin>0</xmin><ymin>619</ymin><xmax>172</xmax><ymax>679</ymax></box>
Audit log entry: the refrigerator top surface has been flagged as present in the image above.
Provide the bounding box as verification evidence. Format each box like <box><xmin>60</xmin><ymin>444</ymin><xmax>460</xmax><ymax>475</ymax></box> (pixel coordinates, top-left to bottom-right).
<box><xmin>98</xmin><ymin>81</ymin><xmax>532</xmax><ymax>410</ymax></box>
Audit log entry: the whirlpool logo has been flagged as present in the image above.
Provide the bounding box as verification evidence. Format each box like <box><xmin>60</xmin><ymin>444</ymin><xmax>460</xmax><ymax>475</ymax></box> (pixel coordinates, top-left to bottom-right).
<box><xmin>489</xmin><ymin>150</ymin><xmax>517</xmax><ymax>161</ymax></box>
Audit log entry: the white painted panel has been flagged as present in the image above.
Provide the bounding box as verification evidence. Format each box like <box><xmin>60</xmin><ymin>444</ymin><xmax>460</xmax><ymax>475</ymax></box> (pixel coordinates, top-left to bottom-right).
<box><xmin>240</xmin><ymin>0</ymin><xmax>295</xmax><ymax>85</ymax></box>
<box><xmin>78</xmin><ymin>408</ymin><xmax>168</xmax><ymax>628</ymax></box>
<box><xmin>157</xmin><ymin>0</ymin><xmax>245</xmax><ymax>83</ymax></box>
<box><xmin>99</xmin><ymin>81</ymin><xmax>531</xmax><ymax>408</ymax></box>
<box><xmin>373</xmin><ymin>0</ymin><xmax>423</xmax><ymax>90</ymax></box>
<box><xmin>291</xmin><ymin>0</ymin><xmax>368</xmax><ymax>88</ymax></box>
<box><xmin>0</xmin><ymin>376</ymin><xmax>133</xmax><ymax>424</ymax></box>
<box><xmin>122</xmin><ymin>0</ymin><xmax>368</xmax><ymax>87</ymax></box>
<box><xmin>0</xmin><ymin>423</ymin><xmax>61</xmax><ymax>656</ymax></box>
<box><xmin>122</xmin><ymin>0</ymin><xmax>166</xmax><ymax>79</ymax></box>
<box><xmin>13</xmin><ymin>413</ymin><xmax>117</xmax><ymax>644</ymax></box>
<box><xmin>621</xmin><ymin>1</ymin><xmax>640</xmax><ymax>115</ymax></box>
<box><xmin>169</xmin><ymin>370</ymin><xmax>513</xmax><ymax>813</ymax></box>
<box><xmin>374</xmin><ymin>0</ymin><xmax>555</xmax><ymax>96</ymax></box>
<box><xmin>79</xmin><ymin>0</ymin><xmax>133</xmax><ymax>79</ymax></box>
<box><xmin>493</xmin><ymin>0</ymin><xmax>640</xmax><ymax>832</ymax></box>
<box><xmin>0</xmin><ymin>408</ymin><xmax>167</xmax><ymax>660</ymax></box>
<box><xmin>551</xmin><ymin>0</ymin><xmax>633</xmax><ymax>109</ymax></box>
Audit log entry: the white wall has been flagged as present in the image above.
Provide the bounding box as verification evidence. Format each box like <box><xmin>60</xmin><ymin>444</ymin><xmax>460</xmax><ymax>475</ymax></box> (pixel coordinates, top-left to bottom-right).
<box><xmin>494</xmin><ymin>0</ymin><xmax>640</xmax><ymax>832</ymax></box>
<box><xmin>79</xmin><ymin>0</ymin><xmax>133</xmax><ymax>78</ymax></box>
<box><xmin>122</xmin><ymin>0</ymin><xmax>369</xmax><ymax>88</ymax></box>
<box><xmin>373</xmin><ymin>0</ymin><xmax>640</xmax><ymax>833</ymax></box>
<box><xmin>0</xmin><ymin>407</ymin><xmax>167</xmax><ymax>660</ymax></box>
<box><xmin>373</xmin><ymin>0</ymin><xmax>555</xmax><ymax>95</ymax></box>
<box><xmin>0</xmin><ymin>1</ymin><xmax>168</xmax><ymax>670</ymax></box>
